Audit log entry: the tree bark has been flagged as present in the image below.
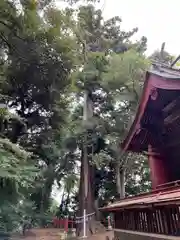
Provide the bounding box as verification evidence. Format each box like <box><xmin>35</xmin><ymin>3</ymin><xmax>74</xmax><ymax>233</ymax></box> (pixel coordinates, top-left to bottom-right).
<box><xmin>120</xmin><ymin>168</ymin><xmax>125</xmax><ymax>199</ymax></box>
<box><xmin>76</xmin><ymin>90</ymin><xmax>96</xmax><ymax>236</ymax></box>
<box><xmin>115</xmin><ymin>163</ymin><xmax>125</xmax><ymax>199</ymax></box>
<box><xmin>77</xmin><ymin>90</ymin><xmax>106</xmax><ymax>236</ymax></box>
<box><xmin>94</xmin><ymin>199</ymin><xmax>100</xmax><ymax>221</ymax></box>
<box><xmin>77</xmin><ymin>150</ymin><xmax>96</xmax><ymax>237</ymax></box>
<box><xmin>115</xmin><ymin>163</ymin><xmax>121</xmax><ymax>199</ymax></box>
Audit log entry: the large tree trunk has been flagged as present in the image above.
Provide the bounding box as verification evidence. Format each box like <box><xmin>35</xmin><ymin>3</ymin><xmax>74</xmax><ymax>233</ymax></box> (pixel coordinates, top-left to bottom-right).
<box><xmin>120</xmin><ymin>168</ymin><xmax>125</xmax><ymax>199</ymax></box>
<box><xmin>115</xmin><ymin>163</ymin><xmax>125</xmax><ymax>199</ymax></box>
<box><xmin>77</xmin><ymin>90</ymin><xmax>96</xmax><ymax>237</ymax></box>
<box><xmin>77</xmin><ymin>151</ymin><xmax>106</xmax><ymax>237</ymax></box>
<box><xmin>77</xmin><ymin>91</ymin><xmax>105</xmax><ymax>237</ymax></box>
<box><xmin>94</xmin><ymin>199</ymin><xmax>100</xmax><ymax>221</ymax></box>
<box><xmin>115</xmin><ymin>163</ymin><xmax>121</xmax><ymax>198</ymax></box>
<box><xmin>77</xmin><ymin>150</ymin><xmax>96</xmax><ymax>237</ymax></box>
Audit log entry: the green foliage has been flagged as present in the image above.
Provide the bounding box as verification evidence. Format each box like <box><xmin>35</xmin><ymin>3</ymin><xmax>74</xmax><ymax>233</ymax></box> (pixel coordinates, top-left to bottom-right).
<box><xmin>66</xmin><ymin>5</ymin><xmax>150</xmax><ymax>213</ymax></box>
<box><xmin>49</xmin><ymin>198</ymin><xmax>59</xmax><ymax>215</ymax></box>
<box><xmin>0</xmin><ymin>0</ymin><xmax>78</xmax><ymax>231</ymax></box>
<box><xmin>125</xmin><ymin>154</ymin><xmax>151</xmax><ymax>196</ymax></box>
<box><xmin>0</xmin><ymin>137</ymin><xmax>38</xmax><ymax>232</ymax></box>
<box><xmin>150</xmin><ymin>49</ymin><xmax>173</xmax><ymax>65</ymax></box>
<box><xmin>0</xmin><ymin>199</ymin><xmax>36</xmax><ymax>232</ymax></box>
<box><xmin>0</xmin><ymin>0</ymin><xmax>153</xmax><ymax>231</ymax></box>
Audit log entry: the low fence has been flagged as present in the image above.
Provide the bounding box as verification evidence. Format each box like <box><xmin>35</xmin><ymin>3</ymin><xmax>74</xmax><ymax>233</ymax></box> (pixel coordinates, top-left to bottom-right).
<box><xmin>53</xmin><ymin>211</ymin><xmax>111</xmax><ymax>237</ymax></box>
<box><xmin>114</xmin><ymin>205</ymin><xmax>180</xmax><ymax>236</ymax></box>
<box><xmin>53</xmin><ymin>211</ymin><xmax>97</xmax><ymax>237</ymax></box>
<box><xmin>53</xmin><ymin>218</ymin><xmax>75</xmax><ymax>231</ymax></box>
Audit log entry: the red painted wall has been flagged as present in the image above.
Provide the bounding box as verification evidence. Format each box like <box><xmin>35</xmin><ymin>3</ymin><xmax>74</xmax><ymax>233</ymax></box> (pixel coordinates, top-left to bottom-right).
<box><xmin>148</xmin><ymin>145</ymin><xmax>169</xmax><ymax>189</ymax></box>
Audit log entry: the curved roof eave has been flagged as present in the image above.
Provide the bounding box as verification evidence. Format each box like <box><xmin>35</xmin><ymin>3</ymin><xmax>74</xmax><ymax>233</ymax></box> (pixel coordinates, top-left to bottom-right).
<box><xmin>121</xmin><ymin>71</ymin><xmax>151</xmax><ymax>151</ymax></box>
<box><xmin>121</xmin><ymin>67</ymin><xmax>180</xmax><ymax>152</ymax></box>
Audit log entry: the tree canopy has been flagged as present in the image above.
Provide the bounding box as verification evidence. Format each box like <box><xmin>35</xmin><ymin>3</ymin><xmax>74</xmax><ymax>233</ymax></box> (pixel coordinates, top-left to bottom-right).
<box><xmin>0</xmin><ymin>0</ymin><xmax>161</xmax><ymax>234</ymax></box>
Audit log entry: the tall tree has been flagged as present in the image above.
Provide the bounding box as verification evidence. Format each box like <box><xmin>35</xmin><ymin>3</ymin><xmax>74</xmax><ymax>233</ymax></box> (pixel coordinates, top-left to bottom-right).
<box><xmin>0</xmin><ymin>0</ymin><xmax>79</xmax><ymax>226</ymax></box>
<box><xmin>91</xmin><ymin>50</ymin><xmax>149</xmax><ymax>200</ymax></box>
<box><xmin>68</xmin><ymin>3</ymin><xmax>149</xmax><ymax>236</ymax></box>
<box><xmin>0</xmin><ymin>0</ymin><xmax>152</xmax><ymax>233</ymax></box>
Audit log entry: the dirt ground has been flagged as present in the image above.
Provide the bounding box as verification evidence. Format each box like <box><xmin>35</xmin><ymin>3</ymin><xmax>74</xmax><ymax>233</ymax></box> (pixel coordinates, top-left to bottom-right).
<box><xmin>11</xmin><ymin>228</ymin><xmax>114</xmax><ymax>240</ymax></box>
<box><xmin>11</xmin><ymin>228</ymin><xmax>63</xmax><ymax>240</ymax></box>
<box><xmin>86</xmin><ymin>231</ymin><xmax>114</xmax><ymax>240</ymax></box>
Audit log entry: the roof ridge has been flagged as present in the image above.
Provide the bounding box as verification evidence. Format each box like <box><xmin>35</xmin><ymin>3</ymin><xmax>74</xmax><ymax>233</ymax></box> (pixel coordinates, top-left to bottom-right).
<box><xmin>151</xmin><ymin>62</ymin><xmax>180</xmax><ymax>75</ymax></box>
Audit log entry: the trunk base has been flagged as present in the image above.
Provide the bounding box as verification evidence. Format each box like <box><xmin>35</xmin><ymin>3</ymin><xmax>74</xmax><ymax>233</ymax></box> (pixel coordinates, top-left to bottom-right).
<box><xmin>78</xmin><ymin>220</ymin><xmax>106</xmax><ymax>237</ymax></box>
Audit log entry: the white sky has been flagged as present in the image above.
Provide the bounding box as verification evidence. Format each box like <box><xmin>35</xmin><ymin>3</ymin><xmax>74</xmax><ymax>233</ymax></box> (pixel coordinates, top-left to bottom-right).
<box><xmin>56</xmin><ymin>0</ymin><xmax>180</xmax><ymax>56</ymax></box>
<box><xmin>101</xmin><ymin>0</ymin><xmax>180</xmax><ymax>56</ymax></box>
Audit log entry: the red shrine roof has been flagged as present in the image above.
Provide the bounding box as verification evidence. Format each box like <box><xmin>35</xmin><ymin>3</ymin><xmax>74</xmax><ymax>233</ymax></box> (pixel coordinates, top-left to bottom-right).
<box><xmin>101</xmin><ymin>65</ymin><xmax>180</xmax><ymax>213</ymax></box>
<box><xmin>121</xmin><ymin>64</ymin><xmax>180</xmax><ymax>152</ymax></box>
<box><xmin>100</xmin><ymin>184</ymin><xmax>180</xmax><ymax>211</ymax></box>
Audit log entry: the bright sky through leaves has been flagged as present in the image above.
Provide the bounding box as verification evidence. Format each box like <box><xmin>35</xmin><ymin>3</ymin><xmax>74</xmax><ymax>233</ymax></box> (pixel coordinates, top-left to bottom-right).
<box><xmin>56</xmin><ymin>0</ymin><xmax>180</xmax><ymax>56</ymax></box>
<box><xmin>102</xmin><ymin>0</ymin><xmax>180</xmax><ymax>56</ymax></box>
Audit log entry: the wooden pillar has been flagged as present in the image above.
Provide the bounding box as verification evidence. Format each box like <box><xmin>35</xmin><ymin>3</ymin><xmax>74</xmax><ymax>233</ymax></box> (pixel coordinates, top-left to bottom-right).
<box><xmin>148</xmin><ymin>145</ymin><xmax>169</xmax><ymax>189</ymax></box>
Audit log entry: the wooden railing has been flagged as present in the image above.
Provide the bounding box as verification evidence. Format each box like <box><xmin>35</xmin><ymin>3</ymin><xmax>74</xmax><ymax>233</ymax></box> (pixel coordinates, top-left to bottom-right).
<box><xmin>113</xmin><ymin>229</ymin><xmax>180</xmax><ymax>240</ymax></box>
<box><xmin>156</xmin><ymin>180</ymin><xmax>180</xmax><ymax>190</ymax></box>
<box><xmin>114</xmin><ymin>205</ymin><xmax>180</xmax><ymax>236</ymax></box>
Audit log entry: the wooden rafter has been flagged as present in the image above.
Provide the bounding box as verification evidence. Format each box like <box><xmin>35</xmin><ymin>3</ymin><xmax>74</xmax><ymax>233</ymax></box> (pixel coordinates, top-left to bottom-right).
<box><xmin>164</xmin><ymin>109</ymin><xmax>180</xmax><ymax>125</ymax></box>
<box><xmin>162</xmin><ymin>96</ymin><xmax>180</xmax><ymax>113</ymax></box>
<box><xmin>143</xmin><ymin>151</ymin><xmax>160</xmax><ymax>156</ymax></box>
